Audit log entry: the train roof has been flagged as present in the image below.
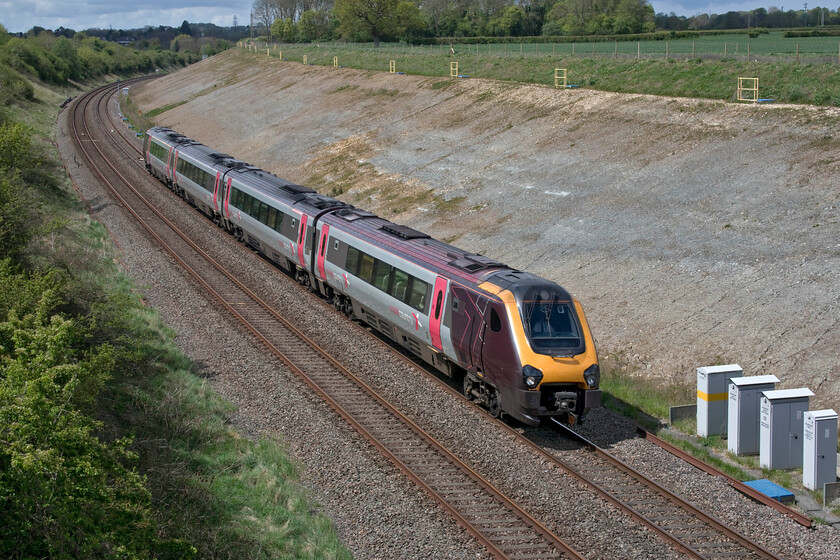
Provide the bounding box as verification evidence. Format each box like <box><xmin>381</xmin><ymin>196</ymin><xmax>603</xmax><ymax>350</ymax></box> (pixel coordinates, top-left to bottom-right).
<box><xmin>148</xmin><ymin>127</ymin><xmax>550</xmax><ymax>290</ymax></box>
<box><xmin>324</xmin><ymin>207</ymin><xmax>519</xmax><ymax>287</ymax></box>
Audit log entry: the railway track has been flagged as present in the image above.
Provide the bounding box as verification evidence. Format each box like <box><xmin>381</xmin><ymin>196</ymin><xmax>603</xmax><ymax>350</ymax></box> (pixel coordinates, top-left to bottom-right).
<box><xmin>69</xmin><ymin>79</ymin><xmax>790</xmax><ymax>560</ymax></box>
<box><xmin>71</xmin><ymin>80</ymin><xmax>583</xmax><ymax>560</ymax></box>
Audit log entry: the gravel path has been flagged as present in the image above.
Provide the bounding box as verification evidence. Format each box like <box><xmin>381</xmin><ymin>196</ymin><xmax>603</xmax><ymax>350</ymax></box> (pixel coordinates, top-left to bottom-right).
<box><xmin>54</xmin><ymin>81</ymin><xmax>840</xmax><ymax>559</ymax></box>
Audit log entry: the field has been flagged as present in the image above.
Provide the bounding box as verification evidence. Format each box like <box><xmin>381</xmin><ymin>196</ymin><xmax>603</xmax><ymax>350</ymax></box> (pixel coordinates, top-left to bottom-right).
<box><xmin>249</xmin><ymin>31</ymin><xmax>840</xmax><ymax>104</ymax></box>
<box><xmin>320</xmin><ymin>31</ymin><xmax>840</xmax><ymax>60</ymax></box>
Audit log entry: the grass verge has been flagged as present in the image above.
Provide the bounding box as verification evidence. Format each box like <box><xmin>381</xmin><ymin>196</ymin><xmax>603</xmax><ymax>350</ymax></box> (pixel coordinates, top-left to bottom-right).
<box><xmin>20</xmin><ymin>73</ymin><xmax>352</xmax><ymax>558</ymax></box>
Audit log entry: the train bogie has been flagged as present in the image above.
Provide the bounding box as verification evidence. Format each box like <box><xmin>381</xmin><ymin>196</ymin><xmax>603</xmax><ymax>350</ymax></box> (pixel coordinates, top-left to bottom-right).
<box><xmin>142</xmin><ymin>127</ymin><xmax>600</xmax><ymax>426</ymax></box>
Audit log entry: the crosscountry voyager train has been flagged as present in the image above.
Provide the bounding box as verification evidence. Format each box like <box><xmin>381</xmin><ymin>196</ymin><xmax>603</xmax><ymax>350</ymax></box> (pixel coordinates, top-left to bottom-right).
<box><xmin>144</xmin><ymin>127</ymin><xmax>601</xmax><ymax>425</ymax></box>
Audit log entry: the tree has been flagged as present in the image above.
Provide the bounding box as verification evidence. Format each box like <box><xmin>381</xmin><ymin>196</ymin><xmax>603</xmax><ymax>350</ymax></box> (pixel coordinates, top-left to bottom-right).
<box><xmin>170</xmin><ymin>34</ymin><xmax>197</xmax><ymax>53</ymax></box>
<box><xmin>179</xmin><ymin>20</ymin><xmax>193</xmax><ymax>36</ymax></box>
<box><xmin>334</xmin><ymin>0</ymin><xmax>399</xmax><ymax>47</ymax></box>
<box><xmin>394</xmin><ymin>2</ymin><xmax>427</xmax><ymax>40</ymax></box>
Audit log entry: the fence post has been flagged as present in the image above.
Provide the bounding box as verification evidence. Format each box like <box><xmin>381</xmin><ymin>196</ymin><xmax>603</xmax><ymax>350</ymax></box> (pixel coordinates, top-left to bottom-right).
<box><xmin>614</xmin><ymin>40</ymin><xmax>617</xmax><ymax>59</ymax></box>
<box><xmin>637</xmin><ymin>41</ymin><xmax>640</xmax><ymax>59</ymax></box>
<box><xmin>724</xmin><ymin>41</ymin><xmax>727</xmax><ymax>59</ymax></box>
<box><xmin>666</xmin><ymin>41</ymin><xmax>669</xmax><ymax>59</ymax></box>
<box><xmin>797</xmin><ymin>43</ymin><xmax>800</xmax><ymax>63</ymax></box>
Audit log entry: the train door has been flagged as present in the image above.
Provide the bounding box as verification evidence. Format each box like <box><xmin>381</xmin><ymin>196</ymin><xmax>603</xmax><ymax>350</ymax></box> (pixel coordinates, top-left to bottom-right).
<box><xmin>450</xmin><ymin>286</ymin><xmax>491</xmax><ymax>371</ymax></box>
<box><xmin>316</xmin><ymin>224</ymin><xmax>330</xmax><ymax>281</ymax></box>
<box><xmin>165</xmin><ymin>147</ymin><xmax>173</xmax><ymax>178</ymax></box>
<box><xmin>429</xmin><ymin>277</ymin><xmax>448</xmax><ymax>351</ymax></box>
<box><xmin>212</xmin><ymin>172</ymin><xmax>222</xmax><ymax>213</ymax></box>
<box><xmin>170</xmin><ymin>150</ymin><xmax>178</xmax><ymax>183</ymax></box>
<box><xmin>480</xmin><ymin>301</ymin><xmax>518</xmax><ymax>385</ymax></box>
<box><xmin>296</xmin><ymin>214</ymin><xmax>309</xmax><ymax>268</ymax></box>
<box><xmin>223</xmin><ymin>178</ymin><xmax>232</xmax><ymax>219</ymax></box>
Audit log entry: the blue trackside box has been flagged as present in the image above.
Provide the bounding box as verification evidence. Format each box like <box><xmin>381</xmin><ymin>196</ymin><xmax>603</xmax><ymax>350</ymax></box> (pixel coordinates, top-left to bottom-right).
<box><xmin>742</xmin><ymin>479</ymin><xmax>795</xmax><ymax>503</ymax></box>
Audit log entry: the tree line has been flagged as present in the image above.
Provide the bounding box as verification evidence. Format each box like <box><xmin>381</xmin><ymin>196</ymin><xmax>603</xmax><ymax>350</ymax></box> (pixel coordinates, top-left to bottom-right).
<box><xmin>252</xmin><ymin>0</ymin><xmax>840</xmax><ymax>45</ymax></box>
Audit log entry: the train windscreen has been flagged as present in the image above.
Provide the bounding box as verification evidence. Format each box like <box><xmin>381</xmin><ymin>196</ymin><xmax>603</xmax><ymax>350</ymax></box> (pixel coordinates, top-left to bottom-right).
<box><xmin>518</xmin><ymin>287</ymin><xmax>584</xmax><ymax>357</ymax></box>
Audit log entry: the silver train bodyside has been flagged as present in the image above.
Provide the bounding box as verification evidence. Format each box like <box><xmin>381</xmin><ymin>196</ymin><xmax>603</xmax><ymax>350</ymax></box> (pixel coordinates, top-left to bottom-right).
<box><xmin>143</xmin><ymin>126</ymin><xmax>601</xmax><ymax>425</ymax></box>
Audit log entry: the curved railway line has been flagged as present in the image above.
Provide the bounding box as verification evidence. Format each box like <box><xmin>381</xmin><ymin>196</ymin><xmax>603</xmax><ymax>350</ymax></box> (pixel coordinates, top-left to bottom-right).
<box><xmin>68</xmin><ymin>78</ymin><xmax>792</xmax><ymax>560</ymax></box>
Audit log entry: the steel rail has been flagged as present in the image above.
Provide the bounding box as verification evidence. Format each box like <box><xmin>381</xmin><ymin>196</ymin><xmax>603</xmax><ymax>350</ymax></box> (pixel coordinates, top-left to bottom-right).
<box><xmin>552</xmin><ymin>420</ymin><xmax>785</xmax><ymax>560</ymax></box>
<box><xmin>637</xmin><ymin>428</ymin><xmax>812</xmax><ymax>528</ymax></box>
<box><xmin>92</xmin><ymin>80</ymin><xmax>787</xmax><ymax>560</ymax></box>
<box><xmin>71</xmin><ymin>81</ymin><xmax>583</xmax><ymax>560</ymax></box>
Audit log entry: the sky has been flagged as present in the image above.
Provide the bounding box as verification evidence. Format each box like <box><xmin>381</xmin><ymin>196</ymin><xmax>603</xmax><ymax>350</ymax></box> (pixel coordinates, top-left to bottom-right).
<box><xmin>2</xmin><ymin>0</ymin><xmax>795</xmax><ymax>34</ymax></box>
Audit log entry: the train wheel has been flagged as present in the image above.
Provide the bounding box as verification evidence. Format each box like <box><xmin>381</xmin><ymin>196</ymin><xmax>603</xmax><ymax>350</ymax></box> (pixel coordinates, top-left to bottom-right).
<box><xmin>462</xmin><ymin>375</ymin><xmax>475</xmax><ymax>401</ymax></box>
<box><xmin>487</xmin><ymin>390</ymin><xmax>501</xmax><ymax>418</ymax></box>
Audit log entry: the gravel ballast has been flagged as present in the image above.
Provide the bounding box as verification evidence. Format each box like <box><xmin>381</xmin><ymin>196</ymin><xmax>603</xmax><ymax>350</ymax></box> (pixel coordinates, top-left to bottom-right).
<box><xmin>55</xmin><ymin>85</ymin><xmax>840</xmax><ymax>559</ymax></box>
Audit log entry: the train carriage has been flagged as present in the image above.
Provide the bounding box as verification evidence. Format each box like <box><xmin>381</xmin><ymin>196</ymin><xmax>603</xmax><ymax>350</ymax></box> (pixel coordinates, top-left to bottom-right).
<box><xmin>144</xmin><ymin>127</ymin><xmax>601</xmax><ymax>426</ymax></box>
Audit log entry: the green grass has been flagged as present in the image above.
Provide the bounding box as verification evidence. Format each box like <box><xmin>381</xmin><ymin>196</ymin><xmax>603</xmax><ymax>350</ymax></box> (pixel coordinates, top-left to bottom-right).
<box><xmin>253</xmin><ymin>38</ymin><xmax>840</xmax><ymax>105</ymax></box>
<box><xmin>597</xmin><ymin>355</ymin><xmax>694</xmax><ymax>428</ymax></box>
<box><xmin>17</xmin><ymin>71</ymin><xmax>351</xmax><ymax>559</ymax></box>
<box><xmin>659</xmin><ymin>432</ymin><xmax>754</xmax><ymax>480</ymax></box>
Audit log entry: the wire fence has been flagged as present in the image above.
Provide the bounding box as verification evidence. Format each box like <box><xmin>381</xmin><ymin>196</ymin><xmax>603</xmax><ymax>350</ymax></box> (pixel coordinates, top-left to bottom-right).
<box><xmin>253</xmin><ymin>37</ymin><xmax>840</xmax><ymax>65</ymax></box>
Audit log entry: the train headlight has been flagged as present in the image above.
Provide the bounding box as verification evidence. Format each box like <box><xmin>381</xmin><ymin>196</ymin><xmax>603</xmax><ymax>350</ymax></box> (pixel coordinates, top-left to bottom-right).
<box><xmin>584</xmin><ymin>364</ymin><xmax>600</xmax><ymax>389</ymax></box>
<box><xmin>522</xmin><ymin>365</ymin><xmax>543</xmax><ymax>389</ymax></box>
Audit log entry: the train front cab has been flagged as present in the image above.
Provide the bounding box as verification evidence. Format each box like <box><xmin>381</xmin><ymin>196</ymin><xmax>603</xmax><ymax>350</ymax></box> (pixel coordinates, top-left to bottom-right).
<box><xmin>479</xmin><ymin>278</ymin><xmax>600</xmax><ymax>426</ymax></box>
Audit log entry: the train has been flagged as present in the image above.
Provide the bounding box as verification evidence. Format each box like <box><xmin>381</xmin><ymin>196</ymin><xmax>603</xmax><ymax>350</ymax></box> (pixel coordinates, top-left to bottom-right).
<box><xmin>143</xmin><ymin>126</ymin><xmax>601</xmax><ymax>425</ymax></box>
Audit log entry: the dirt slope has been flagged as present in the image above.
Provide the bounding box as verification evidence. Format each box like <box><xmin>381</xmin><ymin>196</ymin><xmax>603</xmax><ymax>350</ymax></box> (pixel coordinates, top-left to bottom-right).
<box><xmin>130</xmin><ymin>49</ymin><xmax>840</xmax><ymax>413</ymax></box>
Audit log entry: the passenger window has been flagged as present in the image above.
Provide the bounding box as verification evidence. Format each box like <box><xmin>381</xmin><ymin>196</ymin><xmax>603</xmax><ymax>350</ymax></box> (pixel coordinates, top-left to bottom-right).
<box><xmin>490</xmin><ymin>309</ymin><xmax>501</xmax><ymax>332</ymax></box>
<box><xmin>358</xmin><ymin>254</ymin><xmax>374</xmax><ymax>283</ymax></box>
<box><xmin>267</xmin><ymin>207</ymin><xmax>277</xmax><ymax>230</ymax></box>
<box><xmin>259</xmin><ymin>202</ymin><xmax>269</xmax><ymax>224</ymax></box>
<box><xmin>373</xmin><ymin>261</ymin><xmax>392</xmax><ymax>292</ymax></box>
<box><xmin>408</xmin><ymin>280</ymin><xmax>428</xmax><ymax>312</ymax></box>
<box><xmin>345</xmin><ymin>247</ymin><xmax>360</xmax><ymax>275</ymax></box>
<box><xmin>390</xmin><ymin>269</ymin><xmax>409</xmax><ymax>302</ymax></box>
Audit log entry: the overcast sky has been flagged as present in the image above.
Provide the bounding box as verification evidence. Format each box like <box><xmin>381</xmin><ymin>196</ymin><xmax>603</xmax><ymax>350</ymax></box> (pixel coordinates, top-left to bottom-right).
<box><xmin>2</xmin><ymin>1</ymin><xmax>794</xmax><ymax>34</ymax></box>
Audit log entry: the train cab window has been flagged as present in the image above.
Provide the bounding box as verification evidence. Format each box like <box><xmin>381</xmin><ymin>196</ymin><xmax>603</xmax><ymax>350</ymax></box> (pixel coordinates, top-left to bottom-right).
<box><xmin>490</xmin><ymin>309</ymin><xmax>502</xmax><ymax>332</ymax></box>
<box><xmin>372</xmin><ymin>261</ymin><xmax>392</xmax><ymax>292</ymax></box>
<box><xmin>521</xmin><ymin>291</ymin><xmax>582</xmax><ymax>354</ymax></box>
<box><xmin>390</xmin><ymin>269</ymin><xmax>409</xmax><ymax>302</ymax></box>
<box><xmin>408</xmin><ymin>280</ymin><xmax>429</xmax><ymax>313</ymax></box>
<box><xmin>358</xmin><ymin>254</ymin><xmax>374</xmax><ymax>283</ymax></box>
<box><xmin>434</xmin><ymin>291</ymin><xmax>443</xmax><ymax>320</ymax></box>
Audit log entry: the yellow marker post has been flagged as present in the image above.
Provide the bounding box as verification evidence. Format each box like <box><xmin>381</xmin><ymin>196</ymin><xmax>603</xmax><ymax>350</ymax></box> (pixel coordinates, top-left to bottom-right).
<box><xmin>737</xmin><ymin>77</ymin><xmax>759</xmax><ymax>102</ymax></box>
<box><xmin>390</xmin><ymin>60</ymin><xmax>396</xmax><ymax>73</ymax></box>
<box><xmin>554</xmin><ymin>68</ymin><xmax>567</xmax><ymax>88</ymax></box>
<box><xmin>450</xmin><ymin>61</ymin><xmax>458</xmax><ymax>78</ymax></box>
<box><xmin>303</xmin><ymin>55</ymin><xmax>308</xmax><ymax>66</ymax></box>
<box><xmin>334</xmin><ymin>56</ymin><xmax>338</xmax><ymax>67</ymax></box>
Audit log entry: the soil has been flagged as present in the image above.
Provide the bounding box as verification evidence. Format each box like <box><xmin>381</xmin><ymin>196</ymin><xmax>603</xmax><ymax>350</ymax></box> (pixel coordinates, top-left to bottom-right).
<box><xmin>129</xmin><ymin>48</ymin><xmax>840</xmax><ymax>414</ymax></box>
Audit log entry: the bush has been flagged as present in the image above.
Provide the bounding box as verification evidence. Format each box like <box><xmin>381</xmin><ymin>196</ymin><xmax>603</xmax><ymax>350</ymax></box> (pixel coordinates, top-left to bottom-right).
<box><xmin>0</xmin><ymin>265</ymin><xmax>192</xmax><ymax>559</ymax></box>
<box><xmin>0</xmin><ymin>65</ymin><xmax>34</xmax><ymax>105</ymax></box>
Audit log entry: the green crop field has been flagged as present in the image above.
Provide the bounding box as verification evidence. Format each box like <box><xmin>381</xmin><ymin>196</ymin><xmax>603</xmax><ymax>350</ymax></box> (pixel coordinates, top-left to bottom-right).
<box><xmin>316</xmin><ymin>31</ymin><xmax>840</xmax><ymax>62</ymax></box>
<box><xmin>246</xmin><ymin>38</ymin><xmax>840</xmax><ymax>105</ymax></box>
